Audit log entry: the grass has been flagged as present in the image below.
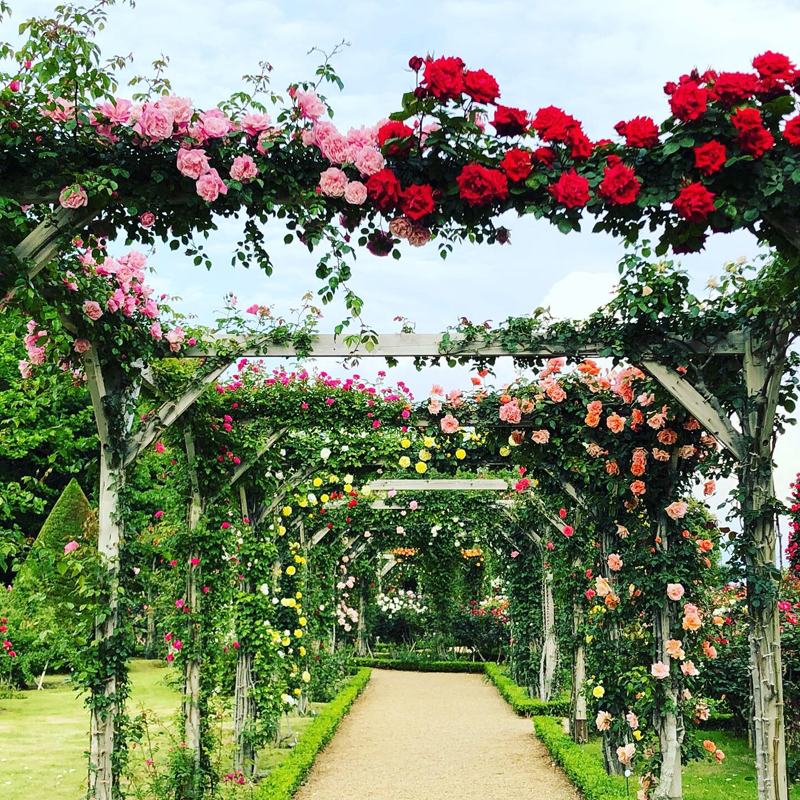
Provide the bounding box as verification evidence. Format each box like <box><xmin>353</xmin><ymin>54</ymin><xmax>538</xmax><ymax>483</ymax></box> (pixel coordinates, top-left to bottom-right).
<box><xmin>0</xmin><ymin>659</ymin><xmax>325</xmax><ymax>800</ymax></box>
<box><xmin>581</xmin><ymin>729</ymin><xmax>800</xmax><ymax>800</ymax></box>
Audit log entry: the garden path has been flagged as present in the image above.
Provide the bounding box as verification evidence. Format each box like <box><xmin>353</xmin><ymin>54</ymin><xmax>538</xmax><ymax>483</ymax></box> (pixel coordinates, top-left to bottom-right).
<box><xmin>293</xmin><ymin>669</ymin><xmax>579</xmax><ymax>800</ymax></box>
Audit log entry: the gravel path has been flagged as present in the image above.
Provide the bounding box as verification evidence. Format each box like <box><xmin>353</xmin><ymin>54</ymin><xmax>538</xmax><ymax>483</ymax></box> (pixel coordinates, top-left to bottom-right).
<box><xmin>293</xmin><ymin>669</ymin><xmax>580</xmax><ymax>800</ymax></box>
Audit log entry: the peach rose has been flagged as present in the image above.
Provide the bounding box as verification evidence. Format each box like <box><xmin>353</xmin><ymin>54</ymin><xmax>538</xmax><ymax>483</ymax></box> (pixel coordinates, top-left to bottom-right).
<box><xmin>665</xmin><ymin>501</ymin><xmax>688</xmax><ymax>520</ymax></box>
<box><xmin>606</xmin><ymin>413</ymin><xmax>626</xmax><ymax>433</ymax></box>
<box><xmin>440</xmin><ymin>414</ymin><xmax>459</xmax><ymax>434</ymax></box>
<box><xmin>651</xmin><ymin>661</ymin><xmax>670</xmax><ymax>679</ymax></box>
<box><xmin>596</xmin><ymin>711</ymin><xmax>612</xmax><ymax>731</ymax></box>
<box><xmin>630</xmin><ymin>480</ymin><xmax>646</xmax><ymax>496</ymax></box>
<box><xmin>666</xmin><ymin>639</ymin><xmax>685</xmax><ymax>659</ymax></box>
<box><xmin>681</xmin><ymin>660</ymin><xmax>699</xmax><ymax>677</ymax></box>
<box><xmin>389</xmin><ymin>217</ymin><xmax>414</xmax><ymax>239</ymax></box>
<box><xmin>658</xmin><ymin>428</ymin><xmax>678</xmax><ymax>445</ymax></box>
<box><xmin>616</xmin><ymin>743</ymin><xmax>636</xmax><ymax>765</ymax></box>
<box><xmin>607</xmin><ymin>553</ymin><xmax>623</xmax><ymax>571</ymax></box>
<box><xmin>59</xmin><ymin>184</ymin><xmax>88</xmax><ymax>209</ymax></box>
<box><xmin>667</xmin><ymin>583</ymin><xmax>685</xmax><ymax>601</ymax></box>
<box><xmin>682</xmin><ymin>612</ymin><xmax>703</xmax><ymax>632</ymax></box>
<box><xmin>595</xmin><ymin>576</ymin><xmax>611</xmax><ymax>597</ymax></box>
<box><xmin>531</xmin><ymin>429</ymin><xmax>550</xmax><ymax>444</ymax></box>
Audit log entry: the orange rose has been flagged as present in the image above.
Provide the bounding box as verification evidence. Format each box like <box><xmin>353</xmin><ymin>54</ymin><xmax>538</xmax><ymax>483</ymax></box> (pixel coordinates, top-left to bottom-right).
<box><xmin>630</xmin><ymin>480</ymin><xmax>646</xmax><ymax>496</ymax></box>
<box><xmin>585</xmin><ymin>413</ymin><xmax>601</xmax><ymax>428</ymax></box>
<box><xmin>658</xmin><ymin>428</ymin><xmax>678</xmax><ymax>445</ymax></box>
<box><xmin>607</xmin><ymin>413</ymin><xmax>626</xmax><ymax>433</ymax></box>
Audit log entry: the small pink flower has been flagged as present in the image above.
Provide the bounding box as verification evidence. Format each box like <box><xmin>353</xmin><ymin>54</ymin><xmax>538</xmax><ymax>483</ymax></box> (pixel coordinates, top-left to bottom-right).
<box><xmin>562</xmin><ymin>525</ymin><xmax>574</xmax><ymax>538</ymax></box>
<box><xmin>667</xmin><ymin>583</ymin><xmax>685</xmax><ymax>601</ymax></box>
<box><xmin>230</xmin><ymin>154</ymin><xmax>259</xmax><ymax>182</ymax></box>
<box><xmin>409</xmin><ymin>501</ymin><xmax>418</xmax><ymax>510</ymax></box>
<box><xmin>140</xmin><ymin>211</ymin><xmax>155</xmax><ymax>228</ymax></box>
<box><xmin>64</xmin><ymin>540</ymin><xmax>79</xmax><ymax>554</ymax></box>
<box><xmin>59</xmin><ymin>184</ymin><xmax>88</xmax><ymax>209</ymax></box>
<box><xmin>296</xmin><ymin>89</ymin><xmax>325</xmax><ymax>120</ymax></box>
<box><xmin>510</xmin><ymin>551</ymin><xmax>519</xmax><ymax>558</ymax></box>
<box><xmin>190</xmin><ymin>557</ymin><xmax>200</xmax><ymax>566</ymax></box>
<box><xmin>546</xmin><ymin>541</ymin><xmax>554</xmax><ymax>550</ymax></box>
<box><xmin>440</xmin><ymin>414</ymin><xmax>459</xmax><ymax>434</ymax></box>
<box><xmin>83</xmin><ymin>300</ymin><xmax>103</xmax><ymax>321</ymax></box>
<box><xmin>155</xmin><ymin>510</ymin><xmax>164</xmax><ymax>518</ymax></box>
<box><xmin>73</xmin><ymin>338</ymin><xmax>91</xmax><ymax>353</ymax></box>
<box><xmin>651</xmin><ymin>661</ymin><xmax>670</xmax><ymax>679</ymax></box>
<box><xmin>155</xmin><ymin>442</ymin><xmax>166</xmax><ymax>454</ymax></box>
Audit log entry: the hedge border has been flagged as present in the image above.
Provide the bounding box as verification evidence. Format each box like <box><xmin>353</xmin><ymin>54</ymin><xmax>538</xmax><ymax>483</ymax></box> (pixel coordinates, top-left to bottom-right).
<box><xmin>533</xmin><ymin>716</ymin><xmax>628</xmax><ymax>800</ymax></box>
<box><xmin>254</xmin><ymin>667</ymin><xmax>372</xmax><ymax>800</ymax></box>
<box><xmin>484</xmin><ymin>663</ymin><xmax>570</xmax><ymax>717</ymax></box>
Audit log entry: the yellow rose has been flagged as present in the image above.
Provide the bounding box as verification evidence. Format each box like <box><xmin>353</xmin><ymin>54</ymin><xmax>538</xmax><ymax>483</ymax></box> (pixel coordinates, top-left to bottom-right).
<box><xmin>296</xmin><ymin>592</ymin><xmax>302</xmax><ymax>599</ymax></box>
<box><xmin>294</xmin><ymin>688</ymin><xmax>301</xmax><ymax>696</ymax></box>
<box><xmin>302</xmin><ymin>671</ymin><xmax>311</xmax><ymax>683</ymax></box>
<box><xmin>286</xmin><ymin>565</ymin><xmax>296</xmax><ymax>576</ymax></box>
<box><xmin>344</xmin><ymin>483</ymin><xmax>353</xmax><ymax>493</ymax></box>
<box><xmin>415</xmin><ymin>462</ymin><xmax>427</xmax><ymax>474</ymax></box>
<box><xmin>400</xmin><ymin>438</ymin><xmax>411</xmax><ymax>448</ymax></box>
<box><xmin>423</xmin><ymin>437</ymin><xmax>435</xmax><ymax>447</ymax></box>
<box><xmin>294</xmin><ymin>629</ymin><xmax>302</xmax><ymax>637</ymax></box>
<box><xmin>399</xmin><ymin>456</ymin><xmax>411</xmax><ymax>468</ymax></box>
<box><xmin>299</xmin><ymin>617</ymin><xmax>307</xmax><ymax>626</ymax></box>
<box><xmin>455</xmin><ymin>448</ymin><xmax>466</xmax><ymax>460</ymax></box>
<box><xmin>313</xmin><ymin>477</ymin><xmax>322</xmax><ymax>487</ymax></box>
<box><xmin>499</xmin><ymin>446</ymin><xmax>511</xmax><ymax>457</ymax></box>
<box><xmin>278</xmin><ymin>525</ymin><xmax>286</xmax><ymax>535</ymax></box>
<box><xmin>633</xmin><ymin>730</ymin><xmax>643</xmax><ymax>741</ymax></box>
<box><xmin>592</xmin><ymin>685</ymin><xmax>605</xmax><ymax>699</ymax></box>
<box><xmin>282</xmin><ymin>506</ymin><xmax>292</xmax><ymax>517</ymax></box>
<box><xmin>419</xmin><ymin>449</ymin><xmax>432</xmax><ymax>462</ymax></box>
<box><xmin>299</xmin><ymin>646</ymin><xmax>306</xmax><ymax>656</ymax></box>
<box><xmin>281</xmin><ymin>637</ymin><xmax>290</xmax><ymax>647</ymax></box>
<box><xmin>299</xmin><ymin>498</ymin><xmax>308</xmax><ymax>508</ymax></box>
<box><xmin>321</xmin><ymin>494</ymin><xmax>329</xmax><ymax>503</ymax></box>
<box><xmin>586</xmin><ymin>635</ymin><xmax>593</xmax><ymax>644</ymax></box>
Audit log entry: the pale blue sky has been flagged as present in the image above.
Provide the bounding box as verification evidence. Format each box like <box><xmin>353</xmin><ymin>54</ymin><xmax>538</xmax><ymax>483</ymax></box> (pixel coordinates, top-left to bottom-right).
<box><xmin>13</xmin><ymin>0</ymin><xmax>800</xmax><ymax>526</ymax></box>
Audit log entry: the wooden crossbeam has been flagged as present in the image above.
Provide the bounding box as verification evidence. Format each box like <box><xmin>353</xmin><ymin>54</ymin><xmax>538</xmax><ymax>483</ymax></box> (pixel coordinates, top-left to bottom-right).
<box><xmin>228</xmin><ymin>428</ymin><xmax>287</xmax><ymax>486</ymax></box>
<box><xmin>123</xmin><ymin>360</ymin><xmax>234</xmax><ymax>466</ymax></box>
<box><xmin>641</xmin><ymin>360</ymin><xmax>745</xmax><ymax>461</ymax></box>
<box><xmin>182</xmin><ymin>331</ymin><xmax>746</xmax><ymax>360</ymax></box>
<box><xmin>365</xmin><ymin>479</ymin><xmax>508</xmax><ymax>491</ymax></box>
<box><xmin>2</xmin><ymin>207</ymin><xmax>97</xmax><ymax>312</ymax></box>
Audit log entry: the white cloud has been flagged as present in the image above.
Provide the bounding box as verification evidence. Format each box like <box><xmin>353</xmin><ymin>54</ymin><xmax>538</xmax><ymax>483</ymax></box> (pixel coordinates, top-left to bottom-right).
<box><xmin>540</xmin><ymin>271</ymin><xmax>617</xmax><ymax>319</ymax></box>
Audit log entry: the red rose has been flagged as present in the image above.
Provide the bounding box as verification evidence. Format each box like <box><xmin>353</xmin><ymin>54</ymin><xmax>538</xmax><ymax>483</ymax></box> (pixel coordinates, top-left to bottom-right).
<box><xmin>598</xmin><ymin>161</ymin><xmax>640</xmax><ymax>205</ymax></box>
<box><xmin>400</xmin><ymin>184</ymin><xmax>435</xmax><ymax>220</ymax></box>
<box><xmin>532</xmin><ymin>105</ymin><xmax>574</xmax><ymax>141</ymax></box>
<box><xmin>784</xmin><ymin>115</ymin><xmax>800</xmax><ymax>146</ymax></box>
<box><xmin>548</xmin><ymin>169</ymin><xmax>590</xmax><ymax>209</ymax></box>
<box><xmin>709</xmin><ymin>72</ymin><xmax>759</xmax><ymax>104</ymax></box>
<box><xmin>365</xmin><ymin>168</ymin><xmax>403</xmax><ymax>211</ymax></box>
<box><xmin>566</xmin><ymin>126</ymin><xmax>592</xmax><ymax>159</ymax></box>
<box><xmin>377</xmin><ymin>120</ymin><xmax>413</xmax><ymax>155</ymax></box>
<box><xmin>532</xmin><ymin>147</ymin><xmax>556</xmax><ymax>167</ymax></box>
<box><xmin>693</xmin><ymin>141</ymin><xmax>727</xmax><ymax>176</ymax></box>
<box><xmin>423</xmin><ymin>56</ymin><xmax>465</xmax><ymax>101</ymax></box>
<box><xmin>753</xmin><ymin>51</ymin><xmax>795</xmax><ymax>81</ymax></box>
<box><xmin>669</xmin><ymin>81</ymin><xmax>707</xmax><ymax>122</ymax></box>
<box><xmin>500</xmin><ymin>148</ymin><xmax>533</xmax><ymax>182</ymax></box>
<box><xmin>408</xmin><ymin>56</ymin><xmax>424</xmax><ymax>72</ymax></box>
<box><xmin>731</xmin><ymin>107</ymin><xmax>774</xmax><ymax>158</ymax></box>
<box><xmin>493</xmin><ymin>105</ymin><xmax>529</xmax><ymax>137</ymax></box>
<box><xmin>456</xmin><ymin>162</ymin><xmax>509</xmax><ymax>206</ymax></box>
<box><xmin>673</xmin><ymin>182</ymin><xmax>716</xmax><ymax>222</ymax></box>
<box><xmin>464</xmin><ymin>69</ymin><xmax>500</xmax><ymax>104</ymax></box>
<box><xmin>614</xmin><ymin>116</ymin><xmax>660</xmax><ymax>148</ymax></box>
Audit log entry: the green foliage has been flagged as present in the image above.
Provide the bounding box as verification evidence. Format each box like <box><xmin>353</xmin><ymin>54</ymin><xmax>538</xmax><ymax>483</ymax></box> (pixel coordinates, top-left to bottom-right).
<box><xmin>355</xmin><ymin>657</ymin><xmax>484</xmax><ymax>673</ymax></box>
<box><xmin>533</xmin><ymin>716</ymin><xmax>628</xmax><ymax>800</ymax></box>
<box><xmin>253</xmin><ymin>668</ymin><xmax>371</xmax><ymax>800</ymax></box>
<box><xmin>485</xmin><ymin>663</ymin><xmax>569</xmax><ymax>717</ymax></box>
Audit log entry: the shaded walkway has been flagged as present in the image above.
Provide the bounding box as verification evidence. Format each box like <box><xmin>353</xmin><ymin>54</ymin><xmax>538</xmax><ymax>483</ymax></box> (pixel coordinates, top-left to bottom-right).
<box><xmin>294</xmin><ymin>669</ymin><xmax>579</xmax><ymax>800</ymax></box>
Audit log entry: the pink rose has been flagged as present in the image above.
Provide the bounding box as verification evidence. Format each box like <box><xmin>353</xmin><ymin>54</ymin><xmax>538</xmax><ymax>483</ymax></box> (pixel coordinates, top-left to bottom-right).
<box><xmin>107</xmin><ymin>288</ymin><xmax>125</xmax><ymax>313</ymax></box>
<box><xmin>499</xmin><ymin>400</ymin><xmax>522</xmax><ymax>424</ymax></box>
<box><xmin>408</xmin><ymin>224</ymin><xmax>431</xmax><ymax>247</ymax></box>
<box><xmin>319</xmin><ymin>167</ymin><xmax>348</xmax><ymax>197</ymax></box>
<box><xmin>389</xmin><ymin>217</ymin><xmax>414</xmax><ymax>239</ymax></box>
<box><xmin>665</xmin><ymin>501</ymin><xmax>688</xmax><ymax>520</ymax></box>
<box><xmin>296</xmin><ymin>89</ymin><xmax>325</xmax><ymax>120</ymax></box>
<box><xmin>607</xmin><ymin>553</ymin><xmax>623</xmax><ymax>571</ymax></box>
<box><xmin>667</xmin><ymin>583</ymin><xmax>685</xmax><ymax>601</ymax></box>
<box><xmin>616</xmin><ymin>743</ymin><xmax>636</xmax><ymax>765</ymax></box>
<box><xmin>93</xmin><ymin>98</ymin><xmax>133</xmax><ymax>125</ymax></box>
<box><xmin>150</xmin><ymin>322</ymin><xmax>162</xmax><ymax>340</ymax></box>
<box><xmin>83</xmin><ymin>300</ymin><xmax>103</xmax><ymax>321</ymax></box>
<box><xmin>240</xmin><ymin>112</ymin><xmax>272</xmax><ymax>136</ymax></box>
<box><xmin>156</xmin><ymin>95</ymin><xmax>193</xmax><ymax>126</ymax></box>
<box><xmin>200</xmin><ymin>108</ymin><xmax>234</xmax><ymax>138</ymax></box>
<box><xmin>651</xmin><ymin>661</ymin><xmax>670</xmax><ymax>679</ymax></box>
<box><xmin>165</xmin><ymin>326</ymin><xmax>185</xmax><ymax>352</ymax></box>
<box><xmin>681</xmin><ymin>660</ymin><xmax>699</xmax><ymax>676</ymax></box>
<box><xmin>230</xmin><ymin>154</ymin><xmax>259</xmax><ymax>182</ymax></box>
<box><xmin>321</xmin><ymin>134</ymin><xmax>349</xmax><ymax>164</ymax></box>
<box><xmin>134</xmin><ymin>103</ymin><xmax>174</xmax><ymax>140</ymax></box>
<box><xmin>64</xmin><ymin>540</ymin><xmax>79</xmax><ymax>554</ymax></box>
<box><xmin>73</xmin><ymin>338</ymin><xmax>91</xmax><ymax>353</ymax></box>
<box><xmin>140</xmin><ymin>211</ymin><xmax>155</xmax><ymax>228</ymax></box>
<box><xmin>177</xmin><ymin>148</ymin><xmax>210</xmax><ymax>179</ymax></box>
<box><xmin>531</xmin><ymin>429</ymin><xmax>550</xmax><ymax>444</ymax></box>
<box><xmin>440</xmin><ymin>414</ymin><xmax>459</xmax><ymax>434</ymax></box>
<box><xmin>510</xmin><ymin>550</ymin><xmax>519</xmax><ymax>558</ymax></box>
<box><xmin>354</xmin><ymin>147</ymin><xmax>385</xmax><ymax>177</ymax></box>
<box><xmin>196</xmin><ymin>168</ymin><xmax>228</xmax><ymax>203</ymax></box>
<box><xmin>59</xmin><ymin>184</ymin><xmax>88</xmax><ymax>209</ymax></box>
<box><xmin>344</xmin><ymin>180</ymin><xmax>367</xmax><ymax>205</ymax></box>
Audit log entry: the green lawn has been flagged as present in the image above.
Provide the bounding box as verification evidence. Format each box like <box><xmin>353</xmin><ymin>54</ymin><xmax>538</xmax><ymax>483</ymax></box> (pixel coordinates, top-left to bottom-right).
<box><xmin>584</xmin><ymin>730</ymin><xmax>799</xmax><ymax>800</ymax></box>
<box><xmin>0</xmin><ymin>659</ymin><xmax>320</xmax><ymax>799</ymax></box>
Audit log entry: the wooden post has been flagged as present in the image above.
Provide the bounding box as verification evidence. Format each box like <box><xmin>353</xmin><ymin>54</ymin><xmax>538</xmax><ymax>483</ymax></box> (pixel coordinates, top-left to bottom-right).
<box><xmin>539</xmin><ymin>562</ymin><xmax>558</xmax><ymax>702</ymax></box>
<box><xmin>82</xmin><ymin>349</ymin><xmax>125</xmax><ymax>800</ymax></box>
<box><xmin>181</xmin><ymin>423</ymin><xmax>203</xmax><ymax>779</ymax></box>
<box><xmin>741</xmin><ymin>335</ymin><xmax>788</xmax><ymax>800</ymax></box>
<box><xmin>569</xmin><ymin>507</ymin><xmax>588</xmax><ymax>744</ymax></box>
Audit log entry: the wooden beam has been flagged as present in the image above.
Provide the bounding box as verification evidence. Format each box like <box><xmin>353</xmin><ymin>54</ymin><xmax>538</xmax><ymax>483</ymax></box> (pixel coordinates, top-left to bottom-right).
<box><xmin>228</xmin><ymin>428</ymin><xmax>287</xmax><ymax>486</ymax></box>
<box><xmin>123</xmin><ymin>360</ymin><xmax>234</xmax><ymax>466</ymax></box>
<box><xmin>2</xmin><ymin>207</ymin><xmax>97</xmax><ymax>311</ymax></box>
<box><xmin>182</xmin><ymin>330</ymin><xmax>746</xmax><ymax>360</ymax></box>
<box><xmin>380</xmin><ymin>556</ymin><xmax>396</xmax><ymax>577</ymax></box>
<box><xmin>365</xmin><ymin>479</ymin><xmax>508</xmax><ymax>491</ymax></box>
<box><xmin>311</xmin><ymin>526</ymin><xmax>330</xmax><ymax>547</ymax></box>
<box><xmin>641</xmin><ymin>359</ymin><xmax>745</xmax><ymax>461</ymax></box>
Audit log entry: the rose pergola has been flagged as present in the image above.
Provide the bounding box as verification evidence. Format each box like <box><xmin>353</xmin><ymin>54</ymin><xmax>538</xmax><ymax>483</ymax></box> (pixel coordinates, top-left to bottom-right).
<box><xmin>1</xmin><ymin>4</ymin><xmax>799</xmax><ymax>800</ymax></box>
